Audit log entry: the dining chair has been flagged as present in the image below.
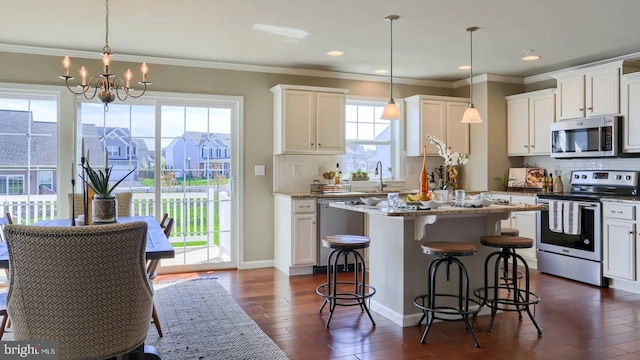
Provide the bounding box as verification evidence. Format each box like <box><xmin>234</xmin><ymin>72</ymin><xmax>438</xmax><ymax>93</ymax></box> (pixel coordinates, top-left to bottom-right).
<box><xmin>115</xmin><ymin>192</ymin><xmax>133</xmax><ymax>217</ymax></box>
<box><xmin>5</xmin><ymin>222</ymin><xmax>153</xmax><ymax>359</ymax></box>
<box><xmin>0</xmin><ymin>212</ymin><xmax>13</xmax><ymax>332</ymax></box>
<box><xmin>149</xmin><ymin>215</ymin><xmax>174</xmax><ymax>337</ymax></box>
<box><xmin>69</xmin><ymin>193</ymin><xmax>85</xmax><ymax>218</ymax></box>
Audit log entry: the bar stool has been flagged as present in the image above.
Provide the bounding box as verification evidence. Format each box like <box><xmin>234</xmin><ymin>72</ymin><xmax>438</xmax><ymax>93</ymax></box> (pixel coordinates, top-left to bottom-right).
<box><xmin>413</xmin><ymin>241</ymin><xmax>481</xmax><ymax>348</ymax></box>
<box><xmin>499</xmin><ymin>227</ymin><xmax>523</xmax><ymax>290</ymax></box>
<box><xmin>315</xmin><ymin>235</ymin><xmax>376</xmax><ymax>328</ymax></box>
<box><xmin>474</xmin><ymin>235</ymin><xmax>542</xmax><ymax>335</ymax></box>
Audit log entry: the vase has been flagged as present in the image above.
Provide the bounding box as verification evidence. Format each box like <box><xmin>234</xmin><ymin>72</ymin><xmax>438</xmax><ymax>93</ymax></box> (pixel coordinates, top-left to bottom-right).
<box><xmin>419</xmin><ymin>145</ymin><xmax>429</xmax><ymax>195</ymax></box>
<box><xmin>446</xmin><ymin>166</ymin><xmax>459</xmax><ymax>190</ymax></box>
<box><xmin>92</xmin><ymin>195</ymin><xmax>118</xmax><ymax>224</ymax></box>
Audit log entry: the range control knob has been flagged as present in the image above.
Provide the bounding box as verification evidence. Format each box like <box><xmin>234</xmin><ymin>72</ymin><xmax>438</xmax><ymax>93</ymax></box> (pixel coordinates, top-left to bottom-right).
<box><xmin>582</xmin><ymin>175</ymin><xmax>587</xmax><ymax>179</ymax></box>
<box><xmin>626</xmin><ymin>175</ymin><xmax>632</xmax><ymax>180</ymax></box>
<box><xmin>616</xmin><ymin>175</ymin><xmax>623</xmax><ymax>180</ymax></box>
<box><xmin>574</xmin><ymin>174</ymin><xmax>580</xmax><ymax>179</ymax></box>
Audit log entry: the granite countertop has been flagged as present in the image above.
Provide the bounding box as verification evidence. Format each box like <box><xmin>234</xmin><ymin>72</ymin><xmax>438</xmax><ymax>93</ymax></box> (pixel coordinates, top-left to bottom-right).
<box><xmin>273</xmin><ymin>190</ymin><xmax>417</xmax><ymax>199</ymax></box>
<box><xmin>329</xmin><ymin>201</ymin><xmax>545</xmax><ymax>217</ymax></box>
<box><xmin>491</xmin><ymin>190</ymin><xmax>539</xmax><ymax>197</ymax></box>
<box><xmin>601</xmin><ymin>197</ymin><xmax>640</xmax><ymax>204</ymax></box>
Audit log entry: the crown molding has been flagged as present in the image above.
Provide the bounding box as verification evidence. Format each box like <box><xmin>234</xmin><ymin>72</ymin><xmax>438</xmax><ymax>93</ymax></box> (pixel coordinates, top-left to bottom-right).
<box><xmin>524</xmin><ymin>50</ymin><xmax>640</xmax><ymax>84</ymax></box>
<box><xmin>452</xmin><ymin>74</ymin><xmax>524</xmax><ymax>88</ymax></box>
<box><xmin>0</xmin><ymin>43</ymin><xmax>453</xmax><ymax>89</ymax></box>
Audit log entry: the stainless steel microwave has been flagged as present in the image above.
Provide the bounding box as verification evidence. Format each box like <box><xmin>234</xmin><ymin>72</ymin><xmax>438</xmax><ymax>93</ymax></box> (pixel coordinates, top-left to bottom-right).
<box><xmin>550</xmin><ymin>116</ymin><xmax>621</xmax><ymax>158</ymax></box>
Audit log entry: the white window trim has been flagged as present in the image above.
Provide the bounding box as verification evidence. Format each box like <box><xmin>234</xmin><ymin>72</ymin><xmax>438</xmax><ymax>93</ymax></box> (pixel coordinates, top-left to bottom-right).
<box><xmin>344</xmin><ymin>96</ymin><xmax>405</xmax><ymax>181</ymax></box>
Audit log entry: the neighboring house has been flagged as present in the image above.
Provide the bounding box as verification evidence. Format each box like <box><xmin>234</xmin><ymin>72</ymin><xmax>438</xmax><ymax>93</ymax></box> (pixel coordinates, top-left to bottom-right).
<box><xmin>163</xmin><ymin>132</ymin><xmax>231</xmax><ymax>178</ymax></box>
<box><xmin>100</xmin><ymin>127</ymin><xmax>146</xmax><ymax>181</ymax></box>
<box><xmin>0</xmin><ymin>109</ymin><xmax>58</xmax><ymax>195</ymax></box>
<box><xmin>0</xmin><ymin>110</ymin><xmax>147</xmax><ymax>196</ymax></box>
<box><xmin>344</xmin><ymin>126</ymin><xmax>392</xmax><ymax>176</ymax></box>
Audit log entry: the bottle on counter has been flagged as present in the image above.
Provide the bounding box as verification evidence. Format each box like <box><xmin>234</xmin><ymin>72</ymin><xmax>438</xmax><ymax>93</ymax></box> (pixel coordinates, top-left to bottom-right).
<box><xmin>334</xmin><ymin>163</ymin><xmax>341</xmax><ymax>184</ymax></box>
<box><xmin>547</xmin><ymin>173</ymin><xmax>553</xmax><ymax>192</ymax></box>
<box><xmin>553</xmin><ymin>174</ymin><xmax>564</xmax><ymax>193</ymax></box>
<box><xmin>541</xmin><ymin>175</ymin><xmax>548</xmax><ymax>193</ymax></box>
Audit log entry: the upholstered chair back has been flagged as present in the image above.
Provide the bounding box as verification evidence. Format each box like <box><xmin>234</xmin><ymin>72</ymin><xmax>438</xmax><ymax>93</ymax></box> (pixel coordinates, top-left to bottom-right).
<box><xmin>68</xmin><ymin>192</ymin><xmax>133</xmax><ymax>218</ymax></box>
<box><xmin>5</xmin><ymin>222</ymin><xmax>152</xmax><ymax>360</ymax></box>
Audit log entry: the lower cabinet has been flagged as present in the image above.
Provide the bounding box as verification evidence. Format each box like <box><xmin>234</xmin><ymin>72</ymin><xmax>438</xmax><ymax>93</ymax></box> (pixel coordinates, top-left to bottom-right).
<box><xmin>492</xmin><ymin>194</ymin><xmax>538</xmax><ymax>268</ymax></box>
<box><xmin>274</xmin><ymin>196</ymin><xmax>317</xmax><ymax>276</ymax></box>
<box><xmin>603</xmin><ymin>203</ymin><xmax>637</xmax><ymax>281</ymax></box>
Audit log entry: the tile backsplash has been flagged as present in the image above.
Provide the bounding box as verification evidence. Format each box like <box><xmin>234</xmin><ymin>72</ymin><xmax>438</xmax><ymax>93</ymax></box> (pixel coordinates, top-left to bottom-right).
<box><xmin>273</xmin><ymin>154</ymin><xmax>444</xmax><ymax>193</ymax></box>
<box><xmin>524</xmin><ymin>156</ymin><xmax>640</xmax><ymax>192</ymax></box>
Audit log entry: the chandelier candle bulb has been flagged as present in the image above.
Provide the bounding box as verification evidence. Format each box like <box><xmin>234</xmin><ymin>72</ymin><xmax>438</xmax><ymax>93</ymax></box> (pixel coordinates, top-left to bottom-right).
<box><xmin>141</xmin><ymin>63</ymin><xmax>148</xmax><ymax>83</ymax></box>
<box><xmin>80</xmin><ymin>66</ymin><xmax>87</xmax><ymax>86</ymax></box>
<box><xmin>63</xmin><ymin>56</ymin><xmax>70</xmax><ymax>77</ymax></box>
<box><xmin>102</xmin><ymin>53</ymin><xmax>111</xmax><ymax>73</ymax></box>
<box><xmin>125</xmin><ymin>69</ymin><xmax>132</xmax><ymax>88</ymax></box>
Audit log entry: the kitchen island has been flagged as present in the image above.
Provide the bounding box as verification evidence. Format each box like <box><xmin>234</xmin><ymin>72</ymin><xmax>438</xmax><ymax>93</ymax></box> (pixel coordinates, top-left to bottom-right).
<box><xmin>329</xmin><ymin>201</ymin><xmax>544</xmax><ymax>327</ymax></box>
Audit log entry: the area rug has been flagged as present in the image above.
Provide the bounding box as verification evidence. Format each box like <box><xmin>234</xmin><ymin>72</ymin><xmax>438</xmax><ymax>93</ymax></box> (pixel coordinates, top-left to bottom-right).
<box><xmin>145</xmin><ymin>278</ymin><xmax>289</xmax><ymax>360</ymax></box>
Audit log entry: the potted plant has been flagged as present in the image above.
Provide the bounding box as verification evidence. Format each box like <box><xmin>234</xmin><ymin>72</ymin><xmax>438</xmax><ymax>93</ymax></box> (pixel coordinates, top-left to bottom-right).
<box><xmin>81</xmin><ymin>163</ymin><xmax>136</xmax><ymax>223</ymax></box>
<box><xmin>351</xmin><ymin>169</ymin><xmax>369</xmax><ymax>181</ymax></box>
<box><xmin>494</xmin><ymin>171</ymin><xmax>514</xmax><ymax>191</ymax></box>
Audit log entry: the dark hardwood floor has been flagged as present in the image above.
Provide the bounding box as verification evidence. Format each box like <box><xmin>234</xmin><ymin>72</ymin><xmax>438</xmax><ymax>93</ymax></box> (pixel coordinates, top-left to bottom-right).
<box><xmin>156</xmin><ymin>268</ymin><xmax>640</xmax><ymax>359</ymax></box>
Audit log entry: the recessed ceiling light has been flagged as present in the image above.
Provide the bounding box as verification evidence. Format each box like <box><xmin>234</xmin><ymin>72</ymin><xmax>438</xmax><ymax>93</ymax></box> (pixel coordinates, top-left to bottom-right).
<box><xmin>522</xmin><ymin>50</ymin><xmax>541</xmax><ymax>61</ymax></box>
<box><xmin>327</xmin><ymin>50</ymin><xmax>344</xmax><ymax>56</ymax></box>
<box><xmin>374</xmin><ymin>69</ymin><xmax>388</xmax><ymax>74</ymax></box>
<box><xmin>458</xmin><ymin>65</ymin><xmax>472</xmax><ymax>70</ymax></box>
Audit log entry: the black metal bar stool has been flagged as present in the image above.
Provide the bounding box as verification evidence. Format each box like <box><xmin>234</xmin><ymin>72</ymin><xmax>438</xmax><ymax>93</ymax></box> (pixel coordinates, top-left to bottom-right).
<box><xmin>474</xmin><ymin>235</ymin><xmax>542</xmax><ymax>335</ymax></box>
<box><xmin>499</xmin><ymin>227</ymin><xmax>524</xmax><ymax>290</ymax></box>
<box><xmin>413</xmin><ymin>241</ymin><xmax>481</xmax><ymax>348</ymax></box>
<box><xmin>316</xmin><ymin>235</ymin><xmax>376</xmax><ymax>328</ymax></box>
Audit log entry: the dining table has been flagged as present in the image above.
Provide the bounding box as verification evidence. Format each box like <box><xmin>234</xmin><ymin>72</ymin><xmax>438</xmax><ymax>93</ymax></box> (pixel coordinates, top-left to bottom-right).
<box><xmin>0</xmin><ymin>216</ymin><xmax>175</xmax><ymax>269</ymax></box>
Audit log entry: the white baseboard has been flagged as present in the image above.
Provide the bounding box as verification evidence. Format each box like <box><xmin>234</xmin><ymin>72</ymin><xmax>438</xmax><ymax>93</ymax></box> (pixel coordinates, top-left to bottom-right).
<box><xmin>239</xmin><ymin>260</ymin><xmax>274</xmax><ymax>270</ymax></box>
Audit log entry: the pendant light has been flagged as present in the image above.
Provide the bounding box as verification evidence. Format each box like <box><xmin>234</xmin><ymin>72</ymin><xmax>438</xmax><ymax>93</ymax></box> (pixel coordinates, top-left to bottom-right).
<box><xmin>380</xmin><ymin>15</ymin><xmax>402</xmax><ymax>120</ymax></box>
<box><xmin>461</xmin><ymin>26</ymin><xmax>482</xmax><ymax>124</ymax></box>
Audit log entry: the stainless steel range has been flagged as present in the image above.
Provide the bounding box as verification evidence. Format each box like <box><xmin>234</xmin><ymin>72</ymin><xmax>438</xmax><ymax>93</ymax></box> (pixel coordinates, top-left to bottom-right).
<box><xmin>537</xmin><ymin>170</ymin><xmax>639</xmax><ymax>286</ymax></box>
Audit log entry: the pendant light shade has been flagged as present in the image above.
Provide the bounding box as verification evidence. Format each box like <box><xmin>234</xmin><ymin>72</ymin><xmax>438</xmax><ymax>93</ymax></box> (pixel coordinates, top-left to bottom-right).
<box><xmin>381</xmin><ymin>15</ymin><xmax>401</xmax><ymax>120</ymax></box>
<box><xmin>461</xmin><ymin>26</ymin><xmax>482</xmax><ymax>124</ymax></box>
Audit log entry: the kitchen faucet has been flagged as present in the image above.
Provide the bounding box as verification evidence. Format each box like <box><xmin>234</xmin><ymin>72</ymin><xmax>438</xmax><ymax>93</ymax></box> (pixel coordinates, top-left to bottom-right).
<box><xmin>375</xmin><ymin>161</ymin><xmax>390</xmax><ymax>192</ymax></box>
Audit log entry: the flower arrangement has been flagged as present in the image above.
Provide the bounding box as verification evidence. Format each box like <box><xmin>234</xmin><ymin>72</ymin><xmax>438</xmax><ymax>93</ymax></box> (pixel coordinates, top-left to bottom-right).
<box><xmin>426</xmin><ymin>134</ymin><xmax>470</xmax><ymax>166</ymax></box>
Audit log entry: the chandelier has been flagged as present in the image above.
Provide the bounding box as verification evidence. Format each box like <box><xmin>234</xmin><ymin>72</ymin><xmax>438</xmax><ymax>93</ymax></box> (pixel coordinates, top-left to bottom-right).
<box><xmin>59</xmin><ymin>0</ymin><xmax>150</xmax><ymax>110</ymax></box>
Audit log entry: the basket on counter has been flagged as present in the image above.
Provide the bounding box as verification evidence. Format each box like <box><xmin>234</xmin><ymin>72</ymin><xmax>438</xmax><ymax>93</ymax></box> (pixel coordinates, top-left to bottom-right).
<box><xmin>310</xmin><ymin>183</ymin><xmax>352</xmax><ymax>194</ymax></box>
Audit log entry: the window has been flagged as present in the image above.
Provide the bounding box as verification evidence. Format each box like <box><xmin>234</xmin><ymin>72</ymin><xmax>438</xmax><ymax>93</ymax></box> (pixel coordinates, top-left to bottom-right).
<box><xmin>0</xmin><ymin>175</ymin><xmax>25</xmax><ymax>195</ymax></box>
<box><xmin>342</xmin><ymin>99</ymin><xmax>400</xmax><ymax>179</ymax></box>
<box><xmin>107</xmin><ymin>146</ymin><xmax>119</xmax><ymax>156</ymax></box>
<box><xmin>38</xmin><ymin>171</ymin><xmax>53</xmax><ymax>192</ymax></box>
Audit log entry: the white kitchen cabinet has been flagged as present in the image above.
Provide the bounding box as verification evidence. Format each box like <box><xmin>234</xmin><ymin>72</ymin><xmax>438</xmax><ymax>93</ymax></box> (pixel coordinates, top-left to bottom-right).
<box><xmin>621</xmin><ymin>72</ymin><xmax>640</xmax><ymax>152</ymax></box>
<box><xmin>554</xmin><ymin>65</ymin><xmax>620</xmax><ymax>120</ymax></box>
<box><xmin>271</xmin><ymin>84</ymin><xmax>348</xmax><ymax>155</ymax></box>
<box><xmin>404</xmin><ymin>95</ymin><xmax>470</xmax><ymax>156</ymax></box>
<box><xmin>274</xmin><ymin>196</ymin><xmax>317</xmax><ymax>276</ymax></box>
<box><xmin>506</xmin><ymin>89</ymin><xmax>556</xmax><ymax>156</ymax></box>
<box><xmin>491</xmin><ymin>194</ymin><xmax>538</xmax><ymax>267</ymax></box>
<box><xmin>603</xmin><ymin>203</ymin><xmax>637</xmax><ymax>281</ymax></box>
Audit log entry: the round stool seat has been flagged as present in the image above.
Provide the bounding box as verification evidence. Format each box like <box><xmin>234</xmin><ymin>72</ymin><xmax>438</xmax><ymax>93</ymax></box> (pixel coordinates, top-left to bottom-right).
<box><xmin>480</xmin><ymin>235</ymin><xmax>533</xmax><ymax>249</ymax></box>
<box><xmin>421</xmin><ymin>241</ymin><xmax>476</xmax><ymax>257</ymax></box>
<box><xmin>322</xmin><ymin>235</ymin><xmax>370</xmax><ymax>250</ymax></box>
<box><xmin>500</xmin><ymin>227</ymin><xmax>520</xmax><ymax>236</ymax></box>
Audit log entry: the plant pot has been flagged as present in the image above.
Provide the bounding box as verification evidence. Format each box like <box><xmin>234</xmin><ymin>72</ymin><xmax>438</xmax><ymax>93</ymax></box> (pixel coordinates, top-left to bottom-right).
<box><xmin>92</xmin><ymin>195</ymin><xmax>117</xmax><ymax>224</ymax></box>
<box><xmin>351</xmin><ymin>175</ymin><xmax>369</xmax><ymax>181</ymax></box>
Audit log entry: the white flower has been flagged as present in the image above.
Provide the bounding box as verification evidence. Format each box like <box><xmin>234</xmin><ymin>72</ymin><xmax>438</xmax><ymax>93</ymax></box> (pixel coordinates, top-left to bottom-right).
<box><xmin>426</xmin><ymin>134</ymin><xmax>469</xmax><ymax>166</ymax></box>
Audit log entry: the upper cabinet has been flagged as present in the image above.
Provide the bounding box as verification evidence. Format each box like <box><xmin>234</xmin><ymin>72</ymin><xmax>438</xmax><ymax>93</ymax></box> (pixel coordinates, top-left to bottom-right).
<box><xmin>506</xmin><ymin>89</ymin><xmax>556</xmax><ymax>156</ymax></box>
<box><xmin>622</xmin><ymin>72</ymin><xmax>640</xmax><ymax>152</ymax></box>
<box><xmin>405</xmin><ymin>95</ymin><xmax>470</xmax><ymax>156</ymax></box>
<box><xmin>555</xmin><ymin>65</ymin><xmax>619</xmax><ymax>120</ymax></box>
<box><xmin>271</xmin><ymin>84</ymin><xmax>349</xmax><ymax>155</ymax></box>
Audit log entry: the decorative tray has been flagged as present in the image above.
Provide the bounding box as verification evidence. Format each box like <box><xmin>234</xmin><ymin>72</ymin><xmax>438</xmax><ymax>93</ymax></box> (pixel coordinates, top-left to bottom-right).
<box><xmin>310</xmin><ymin>183</ymin><xmax>352</xmax><ymax>194</ymax></box>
